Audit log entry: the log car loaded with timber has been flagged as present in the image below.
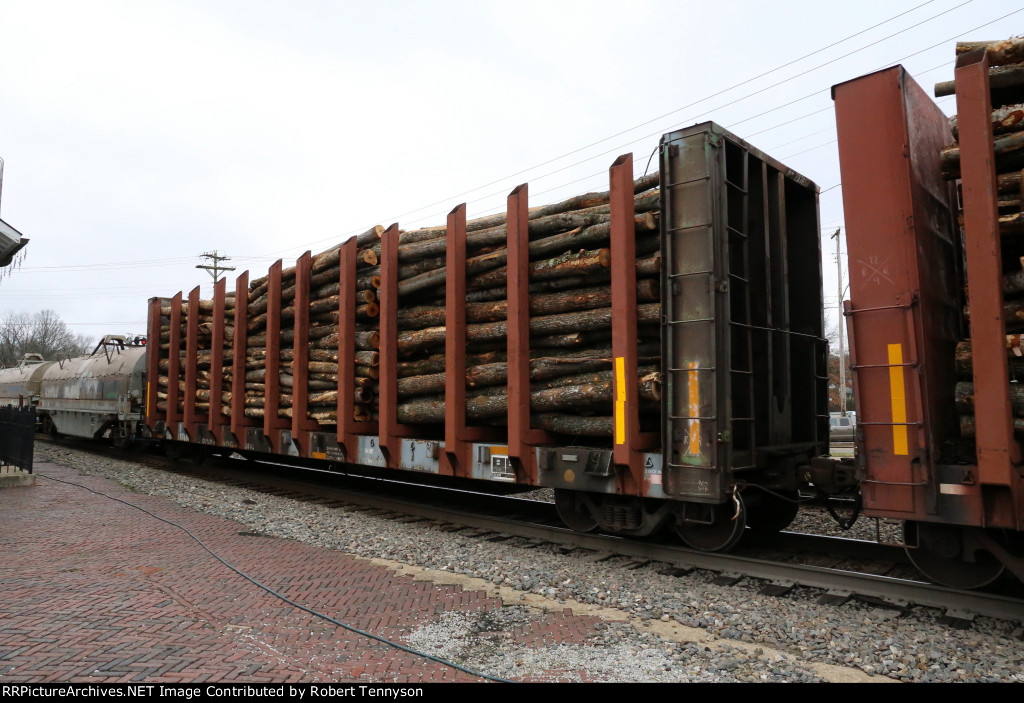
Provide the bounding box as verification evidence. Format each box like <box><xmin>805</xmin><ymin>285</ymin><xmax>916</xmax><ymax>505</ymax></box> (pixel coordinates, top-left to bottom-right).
<box><xmin>832</xmin><ymin>37</ymin><xmax>1024</xmax><ymax>588</ymax></box>
<box><xmin>146</xmin><ymin>121</ymin><xmax>831</xmax><ymax>551</ymax></box>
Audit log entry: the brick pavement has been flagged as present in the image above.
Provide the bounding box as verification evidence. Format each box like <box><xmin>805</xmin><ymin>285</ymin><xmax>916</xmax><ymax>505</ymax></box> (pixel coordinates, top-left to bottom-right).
<box><xmin>0</xmin><ymin>461</ymin><xmax>612</xmax><ymax>683</ymax></box>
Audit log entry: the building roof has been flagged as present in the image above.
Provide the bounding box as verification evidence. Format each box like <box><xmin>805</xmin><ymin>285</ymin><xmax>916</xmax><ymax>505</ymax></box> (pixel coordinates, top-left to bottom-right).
<box><xmin>0</xmin><ymin>217</ymin><xmax>27</xmax><ymax>267</ymax></box>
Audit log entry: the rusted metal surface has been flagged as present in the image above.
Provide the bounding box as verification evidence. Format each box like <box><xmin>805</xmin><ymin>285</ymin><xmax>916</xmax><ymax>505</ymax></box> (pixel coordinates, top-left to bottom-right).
<box><xmin>442</xmin><ymin>204</ymin><xmax>500</xmax><ymax>478</ymax></box>
<box><xmin>263</xmin><ymin>260</ymin><xmax>288</xmax><ymax>453</ymax></box>
<box><xmin>956</xmin><ymin>51</ymin><xmax>1021</xmax><ymax>480</ymax></box>
<box><xmin>610</xmin><ymin>153</ymin><xmax>655</xmax><ymax>495</ymax></box>
<box><xmin>166</xmin><ymin>291</ymin><xmax>182</xmax><ymax>433</ymax></box>
<box><xmin>183</xmin><ymin>286</ymin><xmax>206</xmax><ymax>437</ymax></box>
<box><xmin>336</xmin><ymin>239</ymin><xmax>375</xmax><ymax>461</ymax></box>
<box><xmin>291</xmin><ymin>251</ymin><xmax>318</xmax><ymax>454</ymax></box>
<box><xmin>833</xmin><ymin>67</ymin><xmax>965</xmax><ymax>520</ymax></box>
<box><xmin>442</xmin><ymin>204</ymin><xmax>468</xmax><ymax>477</ymax></box>
<box><xmin>208</xmin><ymin>277</ymin><xmax>226</xmax><ymax>444</ymax></box>
<box><xmin>506</xmin><ymin>184</ymin><xmax>553</xmax><ymax>485</ymax></box>
<box><xmin>379</xmin><ymin>223</ymin><xmax>415</xmax><ymax>468</ymax></box>
<box><xmin>955</xmin><ymin>50</ymin><xmax>1023</xmax><ymax>529</ymax></box>
<box><xmin>145</xmin><ymin>297</ymin><xmax>162</xmax><ymax>425</ymax></box>
<box><xmin>230</xmin><ymin>271</ymin><xmax>258</xmax><ymax>445</ymax></box>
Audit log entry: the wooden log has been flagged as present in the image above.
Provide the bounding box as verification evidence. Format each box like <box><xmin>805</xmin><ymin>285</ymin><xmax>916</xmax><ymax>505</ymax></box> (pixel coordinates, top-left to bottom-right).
<box><xmin>397</xmin><ymin>214</ymin><xmax>653</xmax><ymax>296</ymax></box>
<box><xmin>357</xmin><ymin>271</ymin><xmax>382</xmax><ymax>290</ymax></box>
<box><xmin>954</xmin><ymin>340</ymin><xmax>1024</xmax><ymax>378</ymax></box>
<box><xmin>951</xmin><ymin>102</ymin><xmax>1024</xmax><ymax>139</ymax></box>
<box><xmin>356</xmin><ymin>248</ymin><xmax>378</xmax><ymax>267</ymax></box>
<box><xmin>941</xmin><ymin>130</ymin><xmax>1024</xmax><ymax>178</ymax></box>
<box><xmin>955</xmin><ymin>380</ymin><xmax>1024</xmax><ymax>415</ymax></box>
<box><xmin>397</xmin><ymin>210</ymin><xmax>610</xmax><ymax>264</ymax></box>
<box><xmin>955</xmin><ymin>38</ymin><xmax>1024</xmax><ymax>66</ymax></box>
<box><xmin>248</xmin><ymin>227</ymin><xmax>384</xmax><ymax>297</ymax></box>
<box><xmin>397</xmin><ymin>303</ymin><xmax>660</xmax><ymax>354</ymax></box>
<box><xmin>462</xmin><ymin>247</ymin><xmax>611</xmax><ymax>294</ymax></box>
<box><xmin>160</xmin><ymin>297</ymin><xmax>236</xmax><ymax>316</ymax></box>
<box><xmin>397</xmin><ymin>279</ymin><xmax>660</xmax><ymax>330</ymax></box>
<box><xmin>532</xmin><ymin>330</ymin><xmax>614</xmax><ymax>349</ymax></box>
<box><xmin>468</xmin><ymin>366</ymin><xmax>658</xmax><ymax>397</ymax></box>
<box><xmin>530</xmin><ymin>414</ymin><xmax>613</xmax><ymax>437</ymax></box>
<box><xmin>354</xmin><ymin>364</ymin><xmax>379</xmax><ymax>379</ymax></box>
<box><xmin>998</xmin><ymin>212</ymin><xmax>1024</xmax><ymax>236</ymax></box>
<box><xmin>310</xmin><ymin>330</ymin><xmax>380</xmax><ymax>351</ymax></box>
<box><xmin>310</xmin><ymin>226</ymin><xmax>384</xmax><ymax>273</ymax></box>
<box><xmin>958</xmin><ymin>414</ymin><xmax>1024</xmax><ymax>438</ymax></box>
<box><xmin>396</xmin><ymin>173</ymin><xmax>659</xmax><ymax>245</ymax></box>
<box><xmin>354</xmin><ymin>350</ymin><xmax>380</xmax><ymax>367</ymax></box>
<box><xmin>963</xmin><ymin>299</ymin><xmax>1024</xmax><ymax>326</ymax></box>
<box><xmin>397</xmin><ymin>349</ymin><xmax>509</xmax><ymax>377</ymax></box>
<box><xmin>396</xmin><ymin>375</ymin><xmax>660</xmax><ymax>424</ymax></box>
<box><xmin>277</xmin><ymin>374</ymin><xmax>340</xmax><ymax>391</ymax></box>
<box><xmin>355</xmin><ymin>302</ymin><xmax>380</xmax><ymax>320</ymax></box>
<box><xmin>936</xmin><ymin>63</ymin><xmax>1024</xmax><ymax>97</ymax></box>
<box><xmin>395</xmin><ymin>356</ymin><xmax>659</xmax><ymax>399</ymax></box>
<box><xmin>278</xmin><ymin>295</ymin><xmax>345</xmax><ymax>321</ymax></box>
<box><xmin>463</xmin><ymin>356</ymin><xmax>659</xmax><ymax>390</ymax></box>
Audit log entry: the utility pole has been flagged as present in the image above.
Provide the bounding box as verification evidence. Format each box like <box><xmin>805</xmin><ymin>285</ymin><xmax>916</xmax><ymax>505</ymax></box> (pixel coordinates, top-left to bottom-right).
<box><xmin>196</xmin><ymin>250</ymin><xmax>235</xmax><ymax>284</ymax></box>
<box><xmin>831</xmin><ymin>229</ymin><xmax>847</xmax><ymax>416</ymax></box>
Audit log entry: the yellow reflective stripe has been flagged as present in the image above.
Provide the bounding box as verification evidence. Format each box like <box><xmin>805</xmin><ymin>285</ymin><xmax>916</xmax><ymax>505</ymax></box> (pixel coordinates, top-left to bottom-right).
<box><xmin>888</xmin><ymin>343</ymin><xmax>908</xmax><ymax>456</ymax></box>
<box><xmin>615</xmin><ymin>357</ymin><xmax>626</xmax><ymax>445</ymax></box>
<box><xmin>687</xmin><ymin>361</ymin><xmax>700</xmax><ymax>455</ymax></box>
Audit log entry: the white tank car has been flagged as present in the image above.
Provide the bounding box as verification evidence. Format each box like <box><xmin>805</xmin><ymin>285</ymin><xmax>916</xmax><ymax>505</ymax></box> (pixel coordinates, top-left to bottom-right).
<box><xmin>0</xmin><ymin>353</ymin><xmax>55</xmax><ymax>409</ymax></box>
<box><xmin>37</xmin><ymin>335</ymin><xmax>148</xmax><ymax>446</ymax></box>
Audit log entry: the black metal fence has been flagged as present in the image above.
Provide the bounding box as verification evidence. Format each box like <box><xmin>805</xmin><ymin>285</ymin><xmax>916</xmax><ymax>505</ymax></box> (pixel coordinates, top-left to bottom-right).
<box><xmin>0</xmin><ymin>405</ymin><xmax>35</xmax><ymax>473</ymax></box>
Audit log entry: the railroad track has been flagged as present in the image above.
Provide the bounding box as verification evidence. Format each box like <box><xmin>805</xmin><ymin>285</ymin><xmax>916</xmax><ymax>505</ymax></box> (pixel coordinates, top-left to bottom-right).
<box><xmin>39</xmin><ymin>437</ymin><xmax>1024</xmax><ymax>625</ymax></box>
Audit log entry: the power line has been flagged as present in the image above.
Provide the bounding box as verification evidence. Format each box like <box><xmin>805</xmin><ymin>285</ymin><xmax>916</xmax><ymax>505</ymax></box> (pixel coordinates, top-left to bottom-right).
<box><xmin>340</xmin><ymin>0</ymin><xmax>950</xmax><ymax>232</ymax></box>
<box><xmin>325</xmin><ymin>3</ymin><xmax>1004</xmax><ymax>239</ymax></box>
<box><xmin>195</xmin><ymin>250</ymin><xmax>236</xmax><ymax>283</ymax></box>
<box><xmin>240</xmin><ymin>1</ymin><xmax>967</xmax><ymax>262</ymax></box>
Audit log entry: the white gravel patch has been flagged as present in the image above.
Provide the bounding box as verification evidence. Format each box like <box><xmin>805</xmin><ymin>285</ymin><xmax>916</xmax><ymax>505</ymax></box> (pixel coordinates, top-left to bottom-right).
<box><xmin>34</xmin><ymin>441</ymin><xmax>1024</xmax><ymax>683</ymax></box>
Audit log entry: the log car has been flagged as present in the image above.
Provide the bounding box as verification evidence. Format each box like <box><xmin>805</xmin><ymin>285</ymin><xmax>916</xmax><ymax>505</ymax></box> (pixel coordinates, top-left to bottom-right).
<box><xmin>833</xmin><ymin>44</ymin><xmax>1024</xmax><ymax>589</ymax></box>
<box><xmin>147</xmin><ymin>121</ymin><xmax>834</xmax><ymax>553</ymax></box>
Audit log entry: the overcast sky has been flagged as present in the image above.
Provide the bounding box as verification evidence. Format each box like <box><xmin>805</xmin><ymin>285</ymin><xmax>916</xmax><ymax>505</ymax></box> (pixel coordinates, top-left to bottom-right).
<box><xmin>0</xmin><ymin>0</ymin><xmax>1019</xmax><ymax>343</ymax></box>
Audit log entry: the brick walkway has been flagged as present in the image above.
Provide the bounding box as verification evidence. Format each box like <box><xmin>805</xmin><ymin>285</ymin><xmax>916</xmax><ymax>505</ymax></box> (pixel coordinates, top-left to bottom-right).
<box><xmin>0</xmin><ymin>461</ymin><xmax>608</xmax><ymax>683</ymax></box>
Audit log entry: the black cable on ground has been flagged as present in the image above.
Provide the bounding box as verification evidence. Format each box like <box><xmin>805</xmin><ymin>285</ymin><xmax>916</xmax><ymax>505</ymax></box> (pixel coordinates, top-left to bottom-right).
<box><xmin>37</xmin><ymin>471</ymin><xmax>515</xmax><ymax>684</ymax></box>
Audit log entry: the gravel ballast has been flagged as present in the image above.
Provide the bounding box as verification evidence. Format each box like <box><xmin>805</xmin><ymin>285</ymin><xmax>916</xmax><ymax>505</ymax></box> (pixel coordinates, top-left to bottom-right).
<box><xmin>33</xmin><ymin>442</ymin><xmax>1024</xmax><ymax>683</ymax></box>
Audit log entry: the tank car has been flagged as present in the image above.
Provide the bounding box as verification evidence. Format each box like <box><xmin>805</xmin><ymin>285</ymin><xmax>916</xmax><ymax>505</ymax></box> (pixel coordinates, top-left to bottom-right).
<box><xmin>37</xmin><ymin>335</ymin><xmax>148</xmax><ymax>447</ymax></box>
<box><xmin>0</xmin><ymin>353</ymin><xmax>55</xmax><ymax>411</ymax></box>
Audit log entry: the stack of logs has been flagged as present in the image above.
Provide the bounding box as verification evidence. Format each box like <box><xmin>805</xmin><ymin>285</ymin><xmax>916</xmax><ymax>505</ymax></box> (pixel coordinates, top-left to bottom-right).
<box><xmin>938</xmin><ymin>38</ymin><xmax>1024</xmax><ymax>438</ymax></box>
<box><xmin>156</xmin><ymin>172</ymin><xmax>663</xmax><ymax>441</ymax></box>
<box><xmin>157</xmin><ymin>295</ymin><xmax>236</xmax><ymax>414</ymax></box>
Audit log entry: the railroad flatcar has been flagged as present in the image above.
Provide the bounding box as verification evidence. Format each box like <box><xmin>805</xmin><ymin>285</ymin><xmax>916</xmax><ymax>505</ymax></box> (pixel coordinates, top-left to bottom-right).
<box><xmin>146</xmin><ymin>120</ymin><xmax>831</xmax><ymax>558</ymax></box>
<box><xmin>832</xmin><ymin>47</ymin><xmax>1024</xmax><ymax>589</ymax></box>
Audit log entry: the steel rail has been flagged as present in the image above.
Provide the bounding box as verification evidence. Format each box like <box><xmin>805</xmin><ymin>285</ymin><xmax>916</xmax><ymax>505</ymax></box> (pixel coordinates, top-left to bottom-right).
<box><xmin>41</xmin><ymin>437</ymin><xmax>1024</xmax><ymax>624</ymax></box>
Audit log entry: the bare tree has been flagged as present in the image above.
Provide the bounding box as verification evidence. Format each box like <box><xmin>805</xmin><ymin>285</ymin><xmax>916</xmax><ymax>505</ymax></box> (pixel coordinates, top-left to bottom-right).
<box><xmin>0</xmin><ymin>310</ymin><xmax>92</xmax><ymax>367</ymax></box>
